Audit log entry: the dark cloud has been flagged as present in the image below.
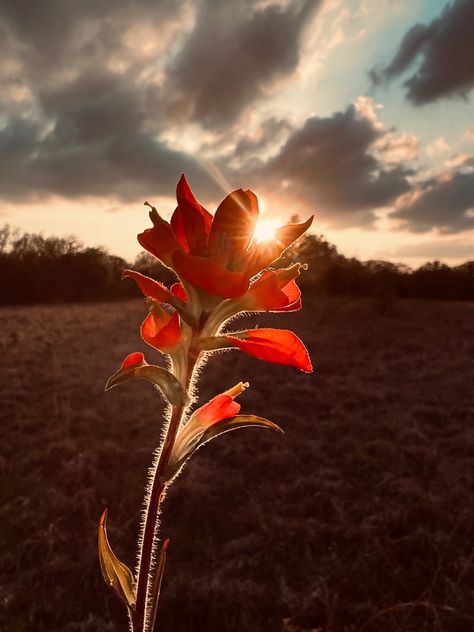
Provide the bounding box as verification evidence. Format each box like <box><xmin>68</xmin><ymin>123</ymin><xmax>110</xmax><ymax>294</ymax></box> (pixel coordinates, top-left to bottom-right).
<box><xmin>244</xmin><ymin>105</ymin><xmax>412</xmax><ymax>227</ymax></box>
<box><xmin>371</xmin><ymin>0</ymin><xmax>474</xmax><ymax>104</ymax></box>
<box><xmin>164</xmin><ymin>0</ymin><xmax>321</xmax><ymax>127</ymax></box>
<box><xmin>391</xmin><ymin>166</ymin><xmax>474</xmax><ymax>233</ymax></box>
<box><xmin>0</xmin><ymin>70</ymin><xmax>220</xmax><ymax>202</ymax></box>
<box><xmin>0</xmin><ymin>111</ymin><xmax>220</xmax><ymax>202</ymax></box>
<box><xmin>0</xmin><ymin>0</ymin><xmax>182</xmax><ymax>69</ymax></box>
<box><xmin>0</xmin><ymin>0</ymin><xmax>322</xmax><ymax>202</ymax></box>
<box><xmin>233</xmin><ymin>117</ymin><xmax>293</xmax><ymax>159</ymax></box>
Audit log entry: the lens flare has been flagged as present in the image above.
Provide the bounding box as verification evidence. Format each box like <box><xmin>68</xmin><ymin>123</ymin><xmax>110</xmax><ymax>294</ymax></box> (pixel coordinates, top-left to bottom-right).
<box><xmin>252</xmin><ymin>218</ymin><xmax>281</xmax><ymax>242</ymax></box>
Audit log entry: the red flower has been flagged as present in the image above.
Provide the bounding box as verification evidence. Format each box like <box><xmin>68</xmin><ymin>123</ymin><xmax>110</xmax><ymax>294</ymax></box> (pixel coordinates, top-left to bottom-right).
<box><xmin>170</xmin><ymin>382</ymin><xmax>248</xmax><ymax>465</ymax></box>
<box><xmin>138</xmin><ymin>175</ymin><xmax>313</xmax><ymax>299</ymax></box>
<box><xmin>141</xmin><ymin>304</ymin><xmax>183</xmax><ymax>353</ymax></box>
<box><xmin>191</xmin><ymin>382</ymin><xmax>246</xmax><ymax>428</ymax></box>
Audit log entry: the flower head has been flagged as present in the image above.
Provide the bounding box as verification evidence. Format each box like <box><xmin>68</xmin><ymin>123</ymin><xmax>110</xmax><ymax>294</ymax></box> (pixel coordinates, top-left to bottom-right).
<box><xmin>122</xmin><ymin>175</ymin><xmax>313</xmax><ymax>376</ymax></box>
<box><xmin>138</xmin><ymin>175</ymin><xmax>313</xmax><ymax>300</ymax></box>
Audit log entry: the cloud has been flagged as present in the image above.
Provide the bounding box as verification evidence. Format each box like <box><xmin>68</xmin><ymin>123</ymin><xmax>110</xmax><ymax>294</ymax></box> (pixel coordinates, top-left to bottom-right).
<box><xmin>392</xmin><ymin>161</ymin><xmax>474</xmax><ymax>233</ymax></box>
<box><xmin>0</xmin><ymin>65</ymin><xmax>223</xmax><ymax>202</ymax></box>
<box><xmin>233</xmin><ymin>117</ymin><xmax>293</xmax><ymax>158</ymax></box>
<box><xmin>242</xmin><ymin>101</ymin><xmax>413</xmax><ymax>227</ymax></box>
<box><xmin>371</xmin><ymin>0</ymin><xmax>474</xmax><ymax>104</ymax></box>
<box><xmin>463</xmin><ymin>125</ymin><xmax>474</xmax><ymax>143</ymax></box>
<box><xmin>374</xmin><ymin>132</ymin><xmax>419</xmax><ymax>163</ymax></box>
<box><xmin>163</xmin><ymin>0</ymin><xmax>322</xmax><ymax>127</ymax></box>
<box><xmin>426</xmin><ymin>136</ymin><xmax>450</xmax><ymax>157</ymax></box>
<box><xmin>0</xmin><ymin>0</ymin><xmax>325</xmax><ymax>203</ymax></box>
<box><xmin>0</xmin><ymin>111</ymin><xmax>221</xmax><ymax>203</ymax></box>
<box><xmin>0</xmin><ymin>0</ymin><xmax>204</xmax><ymax>202</ymax></box>
<box><xmin>0</xmin><ymin>0</ymin><xmax>184</xmax><ymax>71</ymax></box>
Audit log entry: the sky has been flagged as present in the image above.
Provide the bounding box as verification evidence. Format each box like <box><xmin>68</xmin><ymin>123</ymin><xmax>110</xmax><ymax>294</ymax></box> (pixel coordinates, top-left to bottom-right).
<box><xmin>1</xmin><ymin>0</ymin><xmax>473</xmax><ymax>266</ymax></box>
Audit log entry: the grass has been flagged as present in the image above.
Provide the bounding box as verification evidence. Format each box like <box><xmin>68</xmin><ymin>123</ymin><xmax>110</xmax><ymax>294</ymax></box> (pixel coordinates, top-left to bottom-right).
<box><xmin>0</xmin><ymin>296</ymin><xmax>473</xmax><ymax>631</ymax></box>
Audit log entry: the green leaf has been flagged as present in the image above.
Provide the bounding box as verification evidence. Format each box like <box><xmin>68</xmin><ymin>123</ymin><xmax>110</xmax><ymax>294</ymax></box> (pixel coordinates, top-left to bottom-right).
<box><xmin>105</xmin><ymin>364</ymin><xmax>187</xmax><ymax>406</ymax></box>
<box><xmin>166</xmin><ymin>415</ymin><xmax>283</xmax><ymax>480</ymax></box>
<box><xmin>98</xmin><ymin>509</ymin><xmax>136</xmax><ymax>609</ymax></box>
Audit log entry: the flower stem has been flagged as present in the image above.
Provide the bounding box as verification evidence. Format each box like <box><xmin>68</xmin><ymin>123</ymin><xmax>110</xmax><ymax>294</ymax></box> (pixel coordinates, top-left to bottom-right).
<box><xmin>135</xmin><ymin>341</ymin><xmax>201</xmax><ymax>631</ymax></box>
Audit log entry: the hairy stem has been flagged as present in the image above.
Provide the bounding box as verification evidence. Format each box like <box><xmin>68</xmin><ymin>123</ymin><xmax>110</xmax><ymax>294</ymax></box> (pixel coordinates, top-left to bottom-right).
<box><xmin>135</xmin><ymin>340</ymin><xmax>201</xmax><ymax>631</ymax></box>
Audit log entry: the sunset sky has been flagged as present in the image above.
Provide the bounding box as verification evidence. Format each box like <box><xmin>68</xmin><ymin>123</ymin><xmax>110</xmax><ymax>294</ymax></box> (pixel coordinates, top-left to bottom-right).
<box><xmin>1</xmin><ymin>0</ymin><xmax>473</xmax><ymax>266</ymax></box>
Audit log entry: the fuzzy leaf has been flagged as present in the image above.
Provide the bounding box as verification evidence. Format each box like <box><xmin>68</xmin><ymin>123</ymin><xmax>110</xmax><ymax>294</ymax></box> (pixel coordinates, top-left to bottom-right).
<box><xmin>166</xmin><ymin>415</ymin><xmax>282</xmax><ymax>479</ymax></box>
<box><xmin>98</xmin><ymin>509</ymin><xmax>136</xmax><ymax>609</ymax></box>
<box><xmin>105</xmin><ymin>362</ymin><xmax>187</xmax><ymax>406</ymax></box>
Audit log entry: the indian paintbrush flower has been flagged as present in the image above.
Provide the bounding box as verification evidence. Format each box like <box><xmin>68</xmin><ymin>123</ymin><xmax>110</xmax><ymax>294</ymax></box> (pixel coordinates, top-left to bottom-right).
<box><xmin>99</xmin><ymin>175</ymin><xmax>313</xmax><ymax>632</ymax></box>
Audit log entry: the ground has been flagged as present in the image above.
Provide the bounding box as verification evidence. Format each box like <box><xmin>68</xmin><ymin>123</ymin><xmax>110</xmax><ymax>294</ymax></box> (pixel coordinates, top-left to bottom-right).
<box><xmin>1</xmin><ymin>296</ymin><xmax>473</xmax><ymax>631</ymax></box>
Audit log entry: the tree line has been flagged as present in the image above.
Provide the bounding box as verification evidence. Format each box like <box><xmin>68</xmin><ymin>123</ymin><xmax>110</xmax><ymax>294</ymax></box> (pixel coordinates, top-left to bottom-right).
<box><xmin>0</xmin><ymin>224</ymin><xmax>472</xmax><ymax>305</ymax></box>
<box><xmin>282</xmin><ymin>233</ymin><xmax>474</xmax><ymax>301</ymax></box>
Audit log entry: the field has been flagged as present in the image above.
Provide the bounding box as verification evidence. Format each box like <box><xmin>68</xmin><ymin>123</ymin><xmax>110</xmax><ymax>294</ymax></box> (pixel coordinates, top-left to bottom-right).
<box><xmin>1</xmin><ymin>296</ymin><xmax>473</xmax><ymax>631</ymax></box>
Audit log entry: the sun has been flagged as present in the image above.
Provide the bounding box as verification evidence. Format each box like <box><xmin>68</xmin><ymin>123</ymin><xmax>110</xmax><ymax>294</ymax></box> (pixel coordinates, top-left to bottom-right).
<box><xmin>252</xmin><ymin>218</ymin><xmax>280</xmax><ymax>242</ymax></box>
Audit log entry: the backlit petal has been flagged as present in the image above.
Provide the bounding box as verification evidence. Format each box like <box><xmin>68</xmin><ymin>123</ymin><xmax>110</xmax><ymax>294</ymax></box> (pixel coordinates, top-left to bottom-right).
<box><xmin>245</xmin><ymin>272</ymin><xmax>290</xmax><ymax>311</ymax></box>
<box><xmin>141</xmin><ymin>307</ymin><xmax>183</xmax><ymax>352</ymax></box>
<box><xmin>122</xmin><ymin>269</ymin><xmax>175</xmax><ymax>303</ymax></box>
<box><xmin>121</xmin><ymin>352</ymin><xmax>145</xmax><ymax>369</ymax></box>
<box><xmin>170</xmin><ymin>282</ymin><xmax>188</xmax><ymax>302</ymax></box>
<box><xmin>172</xmin><ymin>250</ymin><xmax>249</xmax><ymax>298</ymax></box>
<box><xmin>138</xmin><ymin>206</ymin><xmax>183</xmax><ymax>269</ymax></box>
<box><xmin>209</xmin><ymin>189</ymin><xmax>259</xmax><ymax>257</ymax></box>
<box><xmin>171</xmin><ymin>175</ymin><xmax>212</xmax><ymax>255</ymax></box>
<box><xmin>194</xmin><ymin>394</ymin><xmax>241</xmax><ymax>428</ymax></box>
<box><xmin>245</xmin><ymin>215</ymin><xmax>314</xmax><ymax>275</ymax></box>
<box><xmin>227</xmin><ymin>328</ymin><xmax>313</xmax><ymax>372</ymax></box>
<box><xmin>244</xmin><ymin>264</ymin><xmax>303</xmax><ymax>311</ymax></box>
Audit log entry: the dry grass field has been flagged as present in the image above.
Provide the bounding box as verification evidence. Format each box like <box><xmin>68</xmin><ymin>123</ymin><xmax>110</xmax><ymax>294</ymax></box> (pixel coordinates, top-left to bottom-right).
<box><xmin>1</xmin><ymin>296</ymin><xmax>473</xmax><ymax>631</ymax></box>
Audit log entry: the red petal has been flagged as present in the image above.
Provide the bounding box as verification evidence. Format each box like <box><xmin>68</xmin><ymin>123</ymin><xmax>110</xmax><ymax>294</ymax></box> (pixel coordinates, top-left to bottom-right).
<box><xmin>277</xmin><ymin>295</ymin><xmax>302</xmax><ymax>312</ymax></box>
<box><xmin>280</xmin><ymin>278</ymin><xmax>300</xmax><ymax>305</ymax></box>
<box><xmin>138</xmin><ymin>210</ymin><xmax>183</xmax><ymax>269</ymax></box>
<box><xmin>245</xmin><ymin>272</ymin><xmax>291</xmax><ymax>310</ymax></box>
<box><xmin>172</xmin><ymin>250</ymin><xmax>249</xmax><ymax>298</ymax></box>
<box><xmin>209</xmin><ymin>189</ymin><xmax>259</xmax><ymax>257</ymax></box>
<box><xmin>194</xmin><ymin>394</ymin><xmax>241</xmax><ymax>428</ymax></box>
<box><xmin>170</xmin><ymin>282</ymin><xmax>188</xmax><ymax>302</ymax></box>
<box><xmin>244</xmin><ymin>215</ymin><xmax>314</xmax><ymax>275</ymax></box>
<box><xmin>171</xmin><ymin>175</ymin><xmax>212</xmax><ymax>255</ymax></box>
<box><xmin>141</xmin><ymin>308</ymin><xmax>183</xmax><ymax>352</ymax></box>
<box><xmin>122</xmin><ymin>269</ymin><xmax>175</xmax><ymax>303</ymax></box>
<box><xmin>244</xmin><ymin>270</ymin><xmax>301</xmax><ymax>312</ymax></box>
<box><xmin>227</xmin><ymin>328</ymin><xmax>313</xmax><ymax>372</ymax></box>
<box><xmin>169</xmin><ymin>205</ymin><xmax>190</xmax><ymax>253</ymax></box>
<box><xmin>121</xmin><ymin>352</ymin><xmax>145</xmax><ymax>369</ymax></box>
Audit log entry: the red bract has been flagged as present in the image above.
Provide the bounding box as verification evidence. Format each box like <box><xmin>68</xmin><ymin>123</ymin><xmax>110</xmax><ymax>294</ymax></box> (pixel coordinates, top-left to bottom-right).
<box><xmin>169</xmin><ymin>382</ymin><xmax>249</xmax><ymax>468</ymax></box>
<box><xmin>138</xmin><ymin>174</ymin><xmax>313</xmax><ymax>299</ymax></box>
<box><xmin>141</xmin><ymin>305</ymin><xmax>183</xmax><ymax>352</ymax></box>
<box><xmin>193</xmin><ymin>386</ymin><xmax>243</xmax><ymax>428</ymax></box>
<box><xmin>243</xmin><ymin>264</ymin><xmax>304</xmax><ymax>312</ymax></box>
<box><xmin>226</xmin><ymin>329</ymin><xmax>313</xmax><ymax>373</ymax></box>
<box><xmin>122</xmin><ymin>270</ymin><xmax>177</xmax><ymax>305</ymax></box>
<box><xmin>121</xmin><ymin>352</ymin><xmax>146</xmax><ymax>369</ymax></box>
